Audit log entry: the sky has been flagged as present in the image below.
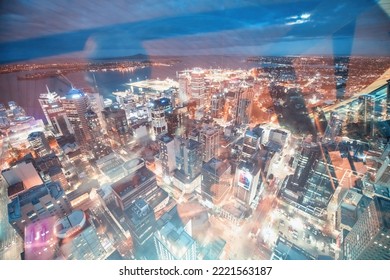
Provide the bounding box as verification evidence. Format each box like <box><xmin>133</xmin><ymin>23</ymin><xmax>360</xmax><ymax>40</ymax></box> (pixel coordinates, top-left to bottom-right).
<box><xmin>0</xmin><ymin>0</ymin><xmax>389</xmax><ymax>63</ymax></box>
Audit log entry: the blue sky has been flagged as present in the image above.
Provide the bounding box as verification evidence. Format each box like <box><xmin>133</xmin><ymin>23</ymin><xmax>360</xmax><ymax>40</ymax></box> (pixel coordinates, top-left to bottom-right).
<box><xmin>0</xmin><ymin>0</ymin><xmax>389</xmax><ymax>63</ymax></box>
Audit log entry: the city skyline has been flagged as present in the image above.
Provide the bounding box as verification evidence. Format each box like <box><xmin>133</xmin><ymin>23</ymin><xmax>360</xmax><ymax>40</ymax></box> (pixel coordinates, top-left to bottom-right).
<box><xmin>1</xmin><ymin>0</ymin><xmax>390</xmax><ymax>262</ymax></box>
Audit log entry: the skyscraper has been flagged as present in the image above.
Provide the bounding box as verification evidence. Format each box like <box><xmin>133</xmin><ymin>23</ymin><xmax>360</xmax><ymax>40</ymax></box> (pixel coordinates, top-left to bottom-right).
<box><xmin>27</xmin><ymin>131</ymin><xmax>51</xmax><ymax>158</ymax></box>
<box><xmin>38</xmin><ymin>88</ymin><xmax>71</xmax><ymax>136</ymax></box>
<box><xmin>157</xmin><ymin>134</ymin><xmax>176</xmax><ymax>178</ymax></box>
<box><xmin>174</xmin><ymin>137</ymin><xmax>203</xmax><ymax>180</ymax></box>
<box><xmin>103</xmin><ymin>103</ymin><xmax>131</xmax><ymax>145</ymax></box>
<box><xmin>201</xmin><ymin>158</ymin><xmax>231</xmax><ymax>204</ymax></box>
<box><xmin>61</xmin><ymin>88</ymin><xmax>91</xmax><ymax>148</ymax></box>
<box><xmin>234</xmin><ymin>159</ymin><xmax>261</xmax><ymax>205</ymax></box>
<box><xmin>190</xmin><ymin>68</ymin><xmax>206</xmax><ymax>109</ymax></box>
<box><xmin>211</xmin><ymin>93</ymin><xmax>225</xmax><ymax>118</ymax></box>
<box><xmin>236</xmin><ymin>87</ymin><xmax>254</xmax><ymax>125</ymax></box>
<box><xmin>323</xmin><ymin>112</ymin><xmax>343</xmax><ymax>143</ymax></box>
<box><xmin>85</xmin><ymin>109</ymin><xmax>112</xmax><ymax>159</ymax></box>
<box><xmin>342</xmin><ymin>196</ymin><xmax>390</xmax><ymax>260</ymax></box>
<box><xmin>199</xmin><ymin>125</ymin><xmax>220</xmax><ymax>162</ymax></box>
<box><xmin>150</xmin><ymin>98</ymin><xmax>171</xmax><ymax>137</ymax></box>
<box><xmin>124</xmin><ymin>199</ymin><xmax>156</xmax><ymax>251</ymax></box>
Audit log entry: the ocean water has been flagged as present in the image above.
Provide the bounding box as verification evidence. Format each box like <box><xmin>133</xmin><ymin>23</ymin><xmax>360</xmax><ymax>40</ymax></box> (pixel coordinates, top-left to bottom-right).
<box><xmin>0</xmin><ymin>55</ymin><xmax>256</xmax><ymax>119</ymax></box>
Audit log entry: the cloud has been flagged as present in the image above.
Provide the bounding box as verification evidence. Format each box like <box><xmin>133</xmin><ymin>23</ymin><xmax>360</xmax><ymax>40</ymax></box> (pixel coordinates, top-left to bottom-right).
<box><xmin>286</xmin><ymin>19</ymin><xmax>309</xmax><ymax>25</ymax></box>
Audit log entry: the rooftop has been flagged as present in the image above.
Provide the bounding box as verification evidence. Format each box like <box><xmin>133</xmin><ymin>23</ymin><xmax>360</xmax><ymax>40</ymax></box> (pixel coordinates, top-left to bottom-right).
<box><xmin>54</xmin><ymin>210</ymin><xmax>86</xmax><ymax>239</ymax></box>
<box><xmin>111</xmin><ymin>166</ymin><xmax>155</xmax><ymax>197</ymax></box>
<box><xmin>8</xmin><ymin>182</ymin><xmax>64</xmax><ymax>221</ymax></box>
<box><xmin>202</xmin><ymin>158</ymin><xmax>230</xmax><ymax>177</ymax></box>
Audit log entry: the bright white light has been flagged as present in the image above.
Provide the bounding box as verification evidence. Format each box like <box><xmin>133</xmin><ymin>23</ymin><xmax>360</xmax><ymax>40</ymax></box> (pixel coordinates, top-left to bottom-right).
<box><xmin>301</xmin><ymin>13</ymin><xmax>311</xmax><ymax>19</ymax></box>
<box><xmin>290</xmin><ymin>217</ymin><xmax>304</xmax><ymax>231</ymax></box>
<box><xmin>262</xmin><ymin>227</ymin><xmax>277</xmax><ymax>243</ymax></box>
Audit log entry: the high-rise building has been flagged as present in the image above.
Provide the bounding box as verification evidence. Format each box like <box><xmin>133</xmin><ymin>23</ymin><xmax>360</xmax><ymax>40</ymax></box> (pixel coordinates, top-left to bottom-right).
<box><xmin>337</xmin><ymin>189</ymin><xmax>371</xmax><ymax>232</ymax></box>
<box><xmin>178</xmin><ymin>73</ymin><xmax>190</xmax><ymax>106</ymax></box>
<box><xmin>154</xmin><ymin>221</ymin><xmax>197</xmax><ymax>260</ymax></box>
<box><xmin>236</xmin><ymin>87</ymin><xmax>254</xmax><ymax>125</ymax></box>
<box><xmin>111</xmin><ymin>165</ymin><xmax>159</xmax><ymax>211</ymax></box>
<box><xmin>150</xmin><ymin>98</ymin><xmax>171</xmax><ymax>136</ymax></box>
<box><xmin>201</xmin><ymin>158</ymin><xmax>231</xmax><ymax>204</ymax></box>
<box><xmin>124</xmin><ymin>199</ymin><xmax>156</xmax><ymax>250</ymax></box>
<box><xmin>27</xmin><ymin>131</ymin><xmax>51</xmax><ymax>158</ymax></box>
<box><xmin>199</xmin><ymin>125</ymin><xmax>220</xmax><ymax>162</ymax></box>
<box><xmin>54</xmin><ymin>210</ymin><xmax>106</xmax><ymax>260</ymax></box>
<box><xmin>211</xmin><ymin>93</ymin><xmax>225</xmax><ymax>118</ymax></box>
<box><xmin>61</xmin><ymin>88</ymin><xmax>91</xmax><ymax>148</ymax></box>
<box><xmin>234</xmin><ymin>159</ymin><xmax>261</xmax><ymax>205</ymax></box>
<box><xmin>38</xmin><ymin>88</ymin><xmax>71</xmax><ymax>136</ymax></box>
<box><xmin>8</xmin><ymin>182</ymin><xmax>71</xmax><ymax>235</ymax></box>
<box><xmin>342</xmin><ymin>196</ymin><xmax>390</xmax><ymax>260</ymax></box>
<box><xmin>323</xmin><ymin>112</ymin><xmax>343</xmax><ymax>143</ymax></box>
<box><xmin>85</xmin><ymin>109</ymin><xmax>112</xmax><ymax>159</ymax></box>
<box><xmin>358</xmin><ymin>95</ymin><xmax>375</xmax><ymax>136</ymax></box>
<box><xmin>103</xmin><ymin>104</ymin><xmax>131</xmax><ymax>144</ymax></box>
<box><xmin>190</xmin><ymin>68</ymin><xmax>206</xmax><ymax>109</ymax></box>
<box><xmin>174</xmin><ymin>137</ymin><xmax>203</xmax><ymax>180</ymax></box>
<box><xmin>157</xmin><ymin>134</ymin><xmax>176</xmax><ymax>178</ymax></box>
<box><xmin>289</xmin><ymin>141</ymin><xmax>320</xmax><ymax>193</ymax></box>
<box><xmin>375</xmin><ymin>157</ymin><xmax>390</xmax><ymax>187</ymax></box>
<box><xmin>86</xmin><ymin>92</ymin><xmax>106</xmax><ymax>133</ymax></box>
<box><xmin>241</xmin><ymin>127</ymin><xmax>263</xmax><ymax>161</ymax></box>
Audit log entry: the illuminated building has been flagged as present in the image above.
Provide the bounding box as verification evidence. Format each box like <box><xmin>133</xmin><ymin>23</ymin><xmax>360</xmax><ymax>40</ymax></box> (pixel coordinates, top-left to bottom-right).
<box><xmin>342</xmin><ymin>196</ymin><xmax>390</xmax><ymax>260</ymax></box>
<box><xmin>375</xmin><ymin>157</ymin><xmax>390</xmax><ymax>187</ymax></box>
<box><xmin>190</xmin><ymin>68</ymin><xmax>206</xmax><ymax>109</ymax></box>
<box><xmin>236</xmin><ymin>87</ymin><xmax>254</xmax><ymax>125</ymax></box>
<box><xmin>201</xmin><ymin>158</ymin><xmax>231</xmax><ymax>204</ymax></box>
<box><xmin>358</xmin><ymin>95</ymin><xmax>375</xmax><ymax>136</ymax></box>
<box><xmin>38</xmin><ymin>88</ymin><xmax>71</xmax><ymax>136</ymax></box>
<box><xmin>178</xmin><ymin>73</ymin><xmax>190</xmax><ymax>106</ymax></box>
<box><xmin>241</xmin><ymin>127</ymin><xmax>263</xmax><ymax>161</ymax></box>
<box><xmin>175</xmin><ymin>137</ymin><xmax>203</xmax><ymax>180</ymax></box>
<box><xmin>54</xmin><ymin>210</ymin><xmax>106</xmax><ymax>260</ymax></box>
<box><xmin>313</xmin><ymin>107</ymin><xmax>328</xmax><ymax>136</ymax></box>
<box><xmin>61</xmin><ymin>88</ymin><xmax>91</xmax><ymax>149</ymax></box>
<box><xmin>86</xmin><ymin>92</ymin><xmax>106</xmax><ymax>133</ymax></box>
<box><xmin>111</xmin><ymin>165</ymin><xmax>158</xmax><ymax>211</ymax></box>
<box><xmin>337</xmin><ymin>189</ymin><xmax>371</xmax><ymax>232</ymax></box>
<box><xmin>27</xmin><ymin>131</ymin><xmax>51</xmax><ymax>158</ymax></box>
<box><xmin>154</xmin><ymin>221</ymin><xmax>197</xmax><ymax>260</ymax></box>
<box><xmin>7</xmin><ymin>182</ymin><xmax>71</xmax><ymax>236</ymax></box>
<box><xmin>234</xmin><ymin>159</ymin><xmax>261</xmax><ymax>205</ymax></box>
<box><xmin>211</xmin><ymin>93</ymin><xmax>224</xmax><ymax>118</ymax></box>
<box><xmin>85</xmin><ymin>109</ymin><xmax>112</xmax><ymax>159</ymax></box>
<box><xmin>124</xmin><ymin>199</ymin><xmax>156</xmax><ymax>251</ymax></box>
<box><xmin>267</xmin><ymin>128</ymin><xmax>289</xmax><ymax>152</ymax></box>
<box><xmin>150</xmin><ymin>98</ymin><xmax>171</xmax><ymax>136</ymax></box>
<box><xmin>288</xmin><ymin>141</ymin><xmax>320</xmax><ymax>193</ymax></box>
<box><xmin>323</xmin><ymin>112</ymin><xmax>343</xmax><ymax>143</ymax></box>
<box><xmin>199</xmin><ymin>125</ymin><xmax>220</xmax><ymax>162</ymax></box>
<box><xmin>166</xmin><ymin>106</ymin><xmax>189</xmax><ymax>137</ymax></box>
<box><xmin>103</xmin><ymin>104</ymin><xmax>131</xmax><ymax>144</ymax></box>
<box><xmin>96</xmin><ymin>153</ymin><xmax>125</xmax><ymax>182</ymax></box>
<box><xmin>47</xmin><ymin>166</ymin><xmax>70</xmax><ymax>191</ymax></box>
<box><xmin>157</xmin><ymin>134</ymin><xmax>176</xmax><ymax>178</ymax></box>
<box><xmin>2</xmin><ymin>161</ymin><xmax>43</xmax><ymax>189</ymax></box>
